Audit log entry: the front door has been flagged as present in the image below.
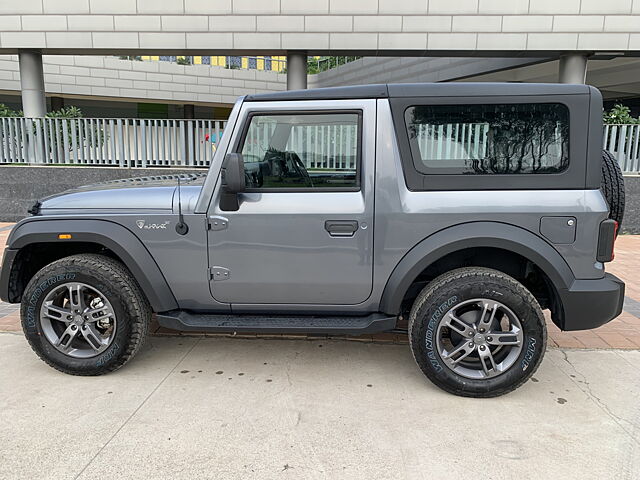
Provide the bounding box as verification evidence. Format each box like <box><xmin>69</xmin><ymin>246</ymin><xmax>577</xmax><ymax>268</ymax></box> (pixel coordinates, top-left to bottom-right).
<box><xmin>207</xmin><ymin>101</ymin><xmax>376</xmax><ymax>306</ymax></box>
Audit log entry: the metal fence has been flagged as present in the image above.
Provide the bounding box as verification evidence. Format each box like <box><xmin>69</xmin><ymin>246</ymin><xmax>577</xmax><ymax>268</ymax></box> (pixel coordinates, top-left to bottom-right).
<box><xmin>0</xmin><ymin>117</ymin><xmax>225</xmax><ymax>168</ymax></box>
<box><xmin>603</xmin><ymin>124</ymin><xmax>640</xmax><ymax>173</ymax></box>
<box><xmin>2</xmin><ymin>118</ymin><xmax>640</xmax><ymax>174</ymax></box>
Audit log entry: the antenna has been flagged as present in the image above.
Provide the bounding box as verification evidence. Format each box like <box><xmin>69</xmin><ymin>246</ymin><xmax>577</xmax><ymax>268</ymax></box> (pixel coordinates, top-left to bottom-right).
<box><xmin>175</xmin><ymin>176</ymin><xmax>189</xmax><ymax>235</ymax></box>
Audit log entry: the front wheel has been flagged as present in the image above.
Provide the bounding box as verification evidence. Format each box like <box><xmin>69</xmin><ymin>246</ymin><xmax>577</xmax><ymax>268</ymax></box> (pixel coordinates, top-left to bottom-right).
<box><xmin>408</xmin><ymin>267</ymin><xmax>546</xmax><ymax>397</ymax></box>
<box><xmin>21</xmin><ymin>254</ymin><xmax>151</xmax><ymax>375</ymax></box>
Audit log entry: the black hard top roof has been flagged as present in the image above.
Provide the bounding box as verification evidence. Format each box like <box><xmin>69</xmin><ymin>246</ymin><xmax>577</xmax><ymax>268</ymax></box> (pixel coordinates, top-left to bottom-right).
<box><xmin>244</xmin><ymin>82</ymin><xmax>592</xmax><ymax>102</ymax></box>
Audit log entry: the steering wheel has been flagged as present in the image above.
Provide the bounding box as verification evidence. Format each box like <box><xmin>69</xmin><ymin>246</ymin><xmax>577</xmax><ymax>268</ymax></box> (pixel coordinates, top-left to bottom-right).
<box><xmin>286</xmin><ymin>152</ymin><xmax>313</xmax><ymax>187</ymax></box>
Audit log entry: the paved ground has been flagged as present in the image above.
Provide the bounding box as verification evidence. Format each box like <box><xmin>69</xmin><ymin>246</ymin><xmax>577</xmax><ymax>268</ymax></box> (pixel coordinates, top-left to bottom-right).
<box><xmin>0</xmin><ymin>334</ymin><xmax>638</xmax><ymax>479</ymax></box>
<box><xmin>1</xmin><ymin>221</ymin><xmax>640</xmax><ymax>349</ymax></box>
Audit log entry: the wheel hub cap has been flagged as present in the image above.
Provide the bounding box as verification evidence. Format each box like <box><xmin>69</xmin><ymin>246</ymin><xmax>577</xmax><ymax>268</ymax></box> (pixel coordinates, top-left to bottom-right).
<box><xmin>434</xmin><ymin>298</ymin><xmax>524</xmax><ymax>380</ymax></box>
<box><xmin>39</xmin><ymin>282</ymin><xmax>117</xmax><ymax>359</ymax></box>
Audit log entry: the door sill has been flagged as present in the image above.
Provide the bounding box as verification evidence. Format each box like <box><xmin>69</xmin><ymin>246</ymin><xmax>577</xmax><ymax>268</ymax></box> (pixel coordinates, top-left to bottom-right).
<box><xmin>157</xmin><ymin>311</ymin><xmax>397</xmax><ymax>335</ymax></box>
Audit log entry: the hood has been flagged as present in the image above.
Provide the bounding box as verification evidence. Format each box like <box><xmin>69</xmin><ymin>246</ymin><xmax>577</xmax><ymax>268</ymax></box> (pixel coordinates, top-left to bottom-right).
<box><xmin>38</xmin><ymin>173</ymin><xmax>205</xmax><ymax>214</ymax></box>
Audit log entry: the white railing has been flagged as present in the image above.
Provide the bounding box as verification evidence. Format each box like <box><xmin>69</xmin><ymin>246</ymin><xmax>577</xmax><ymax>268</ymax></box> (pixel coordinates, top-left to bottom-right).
<box><xmin>2</xmin><ymin>118</ymin><xmax>640</xmax><ymax>174</ymax></box>
<box><xmin>415</xmin><ymin>123</ymin><xmax>489</xmax><ymax>161</ymax></box>
<box><xmin>243</xmin><ymin>122</ymin><xmax>358</xmax><ymax>171</ymax></box>
<box><xmin>0</xmin><ymin>117</ymin><xmax>225</xmax><ymax>168</ymax></box>
<box><xmin>603</xmin><ymin>124</ymin><xmax>640</xmax><ymax>173</ymax></box>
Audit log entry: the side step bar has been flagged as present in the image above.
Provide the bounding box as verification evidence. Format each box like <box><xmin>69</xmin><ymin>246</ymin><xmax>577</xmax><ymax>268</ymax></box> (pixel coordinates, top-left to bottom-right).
<box><xmin>157</xmin><ymin>311</ymin><xmax>397</xmax><ymax>335</ymax></box>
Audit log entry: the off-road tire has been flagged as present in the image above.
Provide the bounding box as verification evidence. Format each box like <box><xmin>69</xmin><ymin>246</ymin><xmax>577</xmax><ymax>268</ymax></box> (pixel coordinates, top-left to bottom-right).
<box><xmin>601</xmin><ymin>150</ymin><xmax>625</xmax><ymax>231</ymax></box>
<box><xmin>408</xmin><ymin>267</ymin><xmax>546</xmax><ymax>398</ymax></box>
<box><xmin>21</xmin><ymin>253</ymin><xmax>151</xmax><ymax>376</ymax></box>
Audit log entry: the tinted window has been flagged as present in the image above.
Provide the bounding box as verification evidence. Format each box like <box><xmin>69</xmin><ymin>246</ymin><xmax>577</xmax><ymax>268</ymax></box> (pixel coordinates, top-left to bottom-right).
<box><xmin>239</xmin><ymin>112</ymin><xmax>360</xmax><ymax>190</ymax></box>
<box><xmin>404</xmin><ymin>103</ymin><xmax>570</xmax><ymax>175</ymax></box>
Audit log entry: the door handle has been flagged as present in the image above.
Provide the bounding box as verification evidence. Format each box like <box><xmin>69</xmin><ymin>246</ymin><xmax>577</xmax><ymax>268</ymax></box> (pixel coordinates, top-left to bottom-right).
<box><xmin>324</xmin><ymin>220</ymin><xmax>359</xmax><ymax>237</ymax></box>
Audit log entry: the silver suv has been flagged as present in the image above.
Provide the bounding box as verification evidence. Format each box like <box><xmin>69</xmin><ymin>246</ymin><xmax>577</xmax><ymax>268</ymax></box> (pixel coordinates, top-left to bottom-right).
<box><xmin>0</xmin><ymin>83</ymin><xmax>625</xmax><ymax>397</ymax></box>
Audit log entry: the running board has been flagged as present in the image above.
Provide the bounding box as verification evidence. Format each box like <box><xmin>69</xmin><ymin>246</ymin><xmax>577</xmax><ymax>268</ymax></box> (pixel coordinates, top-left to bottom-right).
<box><xmin>156</xmin><ymin>311</ymin><xmax>397</xmax><ymax>335</ymax></box>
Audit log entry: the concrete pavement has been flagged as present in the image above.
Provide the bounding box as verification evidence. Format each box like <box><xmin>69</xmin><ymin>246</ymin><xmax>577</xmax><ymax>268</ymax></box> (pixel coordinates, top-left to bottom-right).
<box><xmin>0</xmin><ymin>333</ymin><xmax>638</xmax><ymax>480</ymax></box>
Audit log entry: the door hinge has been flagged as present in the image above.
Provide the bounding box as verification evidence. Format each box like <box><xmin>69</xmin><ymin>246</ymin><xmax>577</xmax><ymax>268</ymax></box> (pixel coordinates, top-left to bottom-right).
<box><xmin>209</xmin><ymin>266</ymin><xmax>231</xmax><ymax>281</ymax></box>
<box><xmin>208</xmin><ymin>215</ymin><xmax>229</xmax><ymax>231</ymax></box>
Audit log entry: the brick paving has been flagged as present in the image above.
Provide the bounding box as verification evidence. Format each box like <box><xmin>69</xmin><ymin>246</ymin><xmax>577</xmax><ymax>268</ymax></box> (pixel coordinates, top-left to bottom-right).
<box><xmin>0</xmin><ymin>221</ymin><xmax>638</xmax><ymax>349</ymax></box>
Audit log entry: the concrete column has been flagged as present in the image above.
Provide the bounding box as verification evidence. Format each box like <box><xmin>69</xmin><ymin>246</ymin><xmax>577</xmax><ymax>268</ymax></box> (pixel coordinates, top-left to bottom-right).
<box><xmin>558</xmin><ymin>54</ymin><xmax>588</xmax><ymax>84</ymax></box>
<box><xmin>19</xmin><ymin>50</ymin><xmax>46</xmax><ymax>117</ymax></box>
<box><xmin>286</xmin><ymin>52</ymin><xmax>307</xmax><ymax>90</ymax></box>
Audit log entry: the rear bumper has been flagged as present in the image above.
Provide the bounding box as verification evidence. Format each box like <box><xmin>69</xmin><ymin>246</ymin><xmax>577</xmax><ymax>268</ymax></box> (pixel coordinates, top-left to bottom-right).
<box><xmin>0</xmin><ymin>248</ymin><xmax>18</xmax><ymax>303</ymax></box>
<box><xmin>558</xmin><ymin>273</ymin><xmax>625</xmax><ymax>331</ymax></box>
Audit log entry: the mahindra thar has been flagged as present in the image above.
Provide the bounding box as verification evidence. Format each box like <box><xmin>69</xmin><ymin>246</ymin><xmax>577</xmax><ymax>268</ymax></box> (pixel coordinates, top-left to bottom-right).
<box><xmin>0</xmin><ymin>83</ymin><xmax>626</xmax><ymax>397</ymax></box>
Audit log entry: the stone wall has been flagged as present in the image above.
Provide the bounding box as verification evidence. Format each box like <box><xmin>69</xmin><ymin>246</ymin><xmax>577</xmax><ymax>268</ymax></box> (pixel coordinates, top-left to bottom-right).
<box><xmin>0</xmin><ymin>165</ymin><xmax>203</xmax><ymax>223</ymax></box>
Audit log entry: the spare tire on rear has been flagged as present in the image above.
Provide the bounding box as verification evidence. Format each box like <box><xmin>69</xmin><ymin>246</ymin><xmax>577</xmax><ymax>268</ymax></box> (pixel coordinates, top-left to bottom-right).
<box><xmin>601</xmin><ymin>150</ymin><xmax>625</xmax><ymax>231</ymax></box>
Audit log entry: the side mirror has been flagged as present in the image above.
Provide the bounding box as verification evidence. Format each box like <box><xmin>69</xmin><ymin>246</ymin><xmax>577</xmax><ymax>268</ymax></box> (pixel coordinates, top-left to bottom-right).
<box><xmin>220</xmin><ymin>153</ymin><xmax>245</xmax><ymax>212</ymax></box>
<box><xmin>222</xmin><ymin>153</ymin><xmax>245</xmax><ymax>194</ymax></box>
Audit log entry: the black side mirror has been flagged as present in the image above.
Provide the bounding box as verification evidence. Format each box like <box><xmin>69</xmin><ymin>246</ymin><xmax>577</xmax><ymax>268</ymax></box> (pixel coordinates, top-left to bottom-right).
<box><xmin>222</xmin><ymin>153</ymin><xmax>245</xmax><ymax>193</ymax></box>
<box><xmin>220</xmin><ymin>153</ymin><xmax>245</xmax><ymax>211</ymax></box>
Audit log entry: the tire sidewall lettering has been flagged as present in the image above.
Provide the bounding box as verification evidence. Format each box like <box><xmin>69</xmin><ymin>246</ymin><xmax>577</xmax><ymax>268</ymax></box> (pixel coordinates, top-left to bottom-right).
<box><xmin>96</xmin><ymin>341</ymin><xmax>120</xmax><ymax>367</ymax></box>
<box><xmin>521</xmin><ymin>337</ymin><xmax>537</xmax><ymax>372</ymax></box>
<box><xmin>26</xmin><ymin>273</ymin><xmax>76</xmax><ymax>331</ymax></box>
<box><xmin>424</xmin><ymin>295</ymin><xmax>458</xmax><ymax>373</ymax></box>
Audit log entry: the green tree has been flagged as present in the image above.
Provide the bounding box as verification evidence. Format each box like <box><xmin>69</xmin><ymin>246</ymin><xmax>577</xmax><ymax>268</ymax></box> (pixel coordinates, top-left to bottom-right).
<box><xmin>0</xmin><ymin>103</ymin><xmax>21</xmax><ymax>117</ymax></box>
<box><xmin>603</xmin><ymin>104</ymin><xmax>640</xmax><ymax>125</ymax></box>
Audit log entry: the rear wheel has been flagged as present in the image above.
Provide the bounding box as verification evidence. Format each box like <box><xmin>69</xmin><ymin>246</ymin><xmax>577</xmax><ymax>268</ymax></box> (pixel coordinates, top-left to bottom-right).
<box><xmin>21</xmin><ymin>254</ymin><xmax>151</xmax><ymax>375</ymax></box>
<box><xmin>408</xmin><ymin>267</ymin><xmax>546</xmax><ymax>397</ymax></box>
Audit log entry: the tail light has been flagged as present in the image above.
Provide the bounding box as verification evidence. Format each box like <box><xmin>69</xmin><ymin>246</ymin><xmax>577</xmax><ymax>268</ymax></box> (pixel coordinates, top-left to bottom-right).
<box><xmin>596</xmin><ymin>219</ymin><xmax>618</xmax><ymax>263</ymax></box>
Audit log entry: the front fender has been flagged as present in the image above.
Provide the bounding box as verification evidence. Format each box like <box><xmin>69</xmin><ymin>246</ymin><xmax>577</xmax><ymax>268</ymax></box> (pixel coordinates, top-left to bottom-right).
<box><xmin>379</xmin><ymin>221</ymin><xmax>576</xmax><ymax>315</ymax></box>
<box><xmin>3</xmin><ymin>218</ymin><xmax>178</xmax><ymax>312</ymax></box>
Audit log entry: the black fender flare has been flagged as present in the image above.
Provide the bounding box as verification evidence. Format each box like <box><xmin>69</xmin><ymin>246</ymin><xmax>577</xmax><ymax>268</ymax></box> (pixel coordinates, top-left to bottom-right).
<box><xmin>6</xmin><ymin>218</ymin><xmax>178</xmax><ymax>312</ymax></box>
<box><xmin>379</xmin><ymin>221</ymin><xmax>575</xmax><ymax>315</ymax></box>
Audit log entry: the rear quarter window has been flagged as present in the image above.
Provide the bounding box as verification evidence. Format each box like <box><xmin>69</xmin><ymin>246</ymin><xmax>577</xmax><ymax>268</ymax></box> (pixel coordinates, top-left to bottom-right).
<box><xmin>404</xmin><ymin>103</ymin><xmax>570</xmax><ymax>175</ymax></box>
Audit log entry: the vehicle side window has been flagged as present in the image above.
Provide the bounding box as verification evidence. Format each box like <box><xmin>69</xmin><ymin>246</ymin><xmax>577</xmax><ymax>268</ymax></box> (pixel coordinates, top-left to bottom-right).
<box><xmin>238</xmin><ymin>112</ymin><xmax>360</xmax><ymax>190</ymax></box>
<box><xmin>404</xmin><ymin>103</ymin><xmax>570</xmax><ymax>175</ymax></box>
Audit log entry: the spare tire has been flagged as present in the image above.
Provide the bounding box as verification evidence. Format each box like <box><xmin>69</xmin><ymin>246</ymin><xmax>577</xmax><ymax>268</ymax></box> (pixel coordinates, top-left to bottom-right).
<box><xmin>601</xmin><ymin>150</ymin><xmax>625</xmax><ymax>231</ymax></box>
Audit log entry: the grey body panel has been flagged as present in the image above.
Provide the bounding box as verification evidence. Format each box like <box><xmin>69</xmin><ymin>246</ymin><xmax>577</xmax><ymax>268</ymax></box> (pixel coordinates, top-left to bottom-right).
<box><xmin>207</xmin><ymin>99</ymin><xmax>376</xmax><ymax>307</ymax></box>
<box><xmin>38</xmin><ymin>175</ymin><xmax>205</xmax><ymax>214</ymax></box>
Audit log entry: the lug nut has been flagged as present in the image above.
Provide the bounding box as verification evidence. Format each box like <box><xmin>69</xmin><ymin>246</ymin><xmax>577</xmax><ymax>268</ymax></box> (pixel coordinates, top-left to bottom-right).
<box><xmin>479</xmin><ymin>328</ymin><xmax>485</xmax><ymax>333</ymax></box>
<box><xmin>487</xmin><ymin>336</ymin><xmax>493</xmax><ymax>342</ymax></box>
<box><xmin>67</xmin><ymin>315</ymin><xmax>73</xmax><ymax>320</ymax></box>
<box><xmin>71</xmin><ymin>325</ymin><xmax>77</xmax><ymax>330</ymax></box>
<box><xmin>480</xmin><ymin>345</ymin><xmax>486</xmax><ymax>351</ymax></box>
<box><xmin>468</xmin><ymin>342</ymin><xmax>474</xmax><ymax>348</ymax></box>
